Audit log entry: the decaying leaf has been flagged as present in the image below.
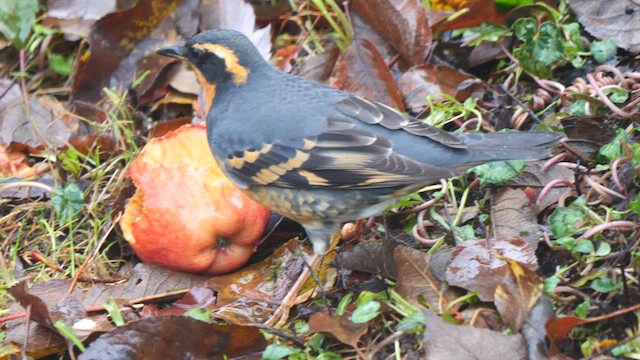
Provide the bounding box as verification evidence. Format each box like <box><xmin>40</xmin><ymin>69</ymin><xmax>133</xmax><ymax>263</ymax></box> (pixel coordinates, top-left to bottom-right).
<box><xmin>78</xmin><ymin>316</ymin><xmax>267</xmax><ymax>359</ymax></box>
<box><xmin>330</xmin><ymin>38</ymin><xmax>405</xmax><ymax>109</ymax></box>
<box><xmin>570</xmin><ymin>0</ymin><xmax>640</xmax><ymax>53</ymax></box>
<box><xmin>445</xmin><ymin>238</ymin><xmax>537</xmax><ymax>301</ymax></box>
<box><xmin>422</xmin><ymin>310</ymin><xmax>527</xmax><ymax>360</ymax></box>
<box><xmin>493</xmin><ymin>254</ymin><xmax>543</xmax><ymax>332</ymax></box>
<box><xmin>308</xmin><ymin>312</ymin><xmax>368</xmax><ymax>348</ymax></box>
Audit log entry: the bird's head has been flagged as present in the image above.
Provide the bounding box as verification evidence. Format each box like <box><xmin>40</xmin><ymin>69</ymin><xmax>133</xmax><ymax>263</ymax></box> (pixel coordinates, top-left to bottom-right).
<box><xmin>157</xmin><ymin>29</ymin><xmax>266</xmax><ymax>112</ymax></box>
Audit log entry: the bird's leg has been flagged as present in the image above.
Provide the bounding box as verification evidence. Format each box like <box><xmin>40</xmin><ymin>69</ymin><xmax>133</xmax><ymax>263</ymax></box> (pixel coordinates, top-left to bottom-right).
<box><xmin>266</xmin><ymin>252</ymin><xmax>321</xmax><ymax>328</ymax></box>
<box><xmin>266</xmin><ymin>229</ymin><xmax>339</xmax><ymax>328</ymax></box>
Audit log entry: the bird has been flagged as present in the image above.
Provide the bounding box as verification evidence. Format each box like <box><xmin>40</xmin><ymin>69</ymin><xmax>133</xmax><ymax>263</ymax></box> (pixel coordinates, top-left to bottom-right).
<box><xmin>157</xmin><ymin>29</ymin><xmax>564</xmax><ymax>325</ymax></box>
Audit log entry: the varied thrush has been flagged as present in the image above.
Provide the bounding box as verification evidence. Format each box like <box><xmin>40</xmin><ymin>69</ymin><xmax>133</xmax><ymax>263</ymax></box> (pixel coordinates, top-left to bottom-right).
<box><xmin>157</xmin><ymin>29</ymin><xmax>564</xmax><ymax>256</ymax></box>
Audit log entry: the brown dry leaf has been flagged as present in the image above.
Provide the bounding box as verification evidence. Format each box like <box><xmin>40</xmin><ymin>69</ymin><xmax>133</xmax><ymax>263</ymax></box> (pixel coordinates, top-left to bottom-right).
<box><xmin>394</xmin><ymin>246</ymin><xmax>462</xmax><ymax>311</ymax></box>
<box><xmin>70</xmin><ymin>0</ymin><xmax>197</xmax><ymax>104</ymax></box>
<box><xmin>436</xmin><ymin>0</ymin><xmax>505</xmax><ymax>31</ymax></box>
<box><xmin>331</xmin><ymin>39</ymin><xmax>404</xmax><ymax>109</ymax></box>
<box><xmin>336</xmin><ymin>238</ymin><xmax>398</xmax><ymax>279</ymax></box>
<box><xmin>44</xmin><ymin>0</ymin><xmax>118</xmax><ymax>40</ymax></box>
<box><xmin>570</xmin><ymin>0</ymin><xmax>640</xmax><ymax>53</ymax></box>
<box><xmin>493</xmin><ymin>254</ymin><xmax>543</xmax><ymax>332</ymax></box>
<box><xmin>0</xmin><ymin>145</ymin><xmax>38</xmax><ymax>178</ymax></box>
<box><xmin>398</xmin><ymin>64</ymin><xmax>483</xmax><ymax>112</ymax></box>
<box><xmin>491</xmin><ymin>187</ymin><xmax>543</xmax><ymax>250</ymax></box>
<box><xmin>445</xmin><ymin>238</ymin><xmax>537</xmax><ymax>301</ymax></box>
<box><xmin>78</xmin><ymin>316</ymin><xmax>267</xmax><ymax>360</ymax></box>
<box><xmin>0</xmin><ymin>79</ymin><xmax>77</xmax><ymax>151</ymax></box>
<box><xmin>292</xmin><ymin>48</ymin><xmax>340</xmax><ymax>84</ymax></box>
<box><xmin>308</xmin><ymin>312</ymin><xmax>368</xmax><ymax>348</ymax></box>
<box><xmin>561</xmin><ymin>116</ymin><xmax>618</xmax><ymax>161</ymax></box>
<box><xmin>5</xmin><ymin>281</ymin><xmax>90</xmax><ymax>359</ymax></box>
<box><xmin>140</xmin><ymin>285</ymin><xmax>216</xmax><ymax>317</ymax></box>
<box><xmin>82</xmin><ymin>263</ymin><xmax>207</xmax><ymax>307</ymax></box>
<box><xmin>351</xmin><ymin>0</ymin><xmax>431</xmax><ymax>66</ymax></box>
<box><xmin>207</xmin><ymin>239</ymin><xmax>336</xmax><ymax>325</ymax></box>
<box><xmin>504</xmin><ymin>161</ymin><xmax>575</xmax><ymax>210</ymax></box>
<box><xmin>422</xmin><ymin>310</ymin><xmax>527</xmax><ymax>360</ymax></box>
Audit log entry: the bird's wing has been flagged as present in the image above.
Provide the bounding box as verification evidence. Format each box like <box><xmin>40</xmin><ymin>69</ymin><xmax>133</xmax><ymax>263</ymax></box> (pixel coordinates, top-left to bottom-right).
<box><xmin>223</xmin><ymin>96</ymin><xmax>461</xmax><ymax>189</ymax></box>
<box><xmin>334</xmin><ymin>96</ymin><xmax>467</xmax><ymax>149</ymax></box>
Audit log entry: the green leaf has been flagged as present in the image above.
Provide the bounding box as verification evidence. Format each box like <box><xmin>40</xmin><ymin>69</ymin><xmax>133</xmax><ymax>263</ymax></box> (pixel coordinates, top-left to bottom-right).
<box><xmin>183</xmin><ymin>308</ymin><xmax>211</xmax><ymax>322</ymax></box>
<box><xmin>494</xmin><ymin>0</ymin><xmax>533</xmax><ymax>12</ymax></box>
<box><xmin>102</xmin><ymin>298</ymin><xmax>125</xmax><ymax>326</ymax></box>
<box><xmin>549</xmin><ymin>200</ymin><xmax>588</xmax><ymax>237</ymax></box>
<box><xmin>396</xmin><ymin>312</ymin><xmax>425</xmax><ymax>333</ymax></box>
<box><xmin>633</xmin><ymin>143</ymin><xmax>640</xmax><ymax>169</ymax></box>
<box><xmin>49</xmin><ymin>53</ymin><xmax>73</xmax><ymax>76</ymax></box>
<box><xmin>52</xmin><ymin>182</ymin><xmax>84</xmax><ymax>225</ymax></box>
<box><xmin>595</xmin><ymin>242</ymin><xmax>611</xmax><ymax>257</ymax></box>
<box><xmin>54</xmin><ymin>320</ymin><xmax>86</xmax><ymax>351</ymax></box>
<box><xmin>0</xmin><ymin>0</ymin><xmax>38</xmax><ymax>48</ymax></box>
<box><xmin>351</xmin><ymin>301</ymin><xmax>380</xmax><ymax>323</ymax></box>
<box><xmin>513</xmin><ymin>17</ymin><xmax>537</xmax><ymax>41</ymax></box>
<box><xmin>590</xmin><ymin>276</ymin><xmax>619</xmax><ymax>293</ymax></box>
<box><xmin>605</xmin><ymin>87</ymin><xmax>629</xmax><ymax>104</ymax></box>
<box><xmin>597</xmin><ymin>128</ymin><xmax>627</xmax><ymax>163</ymax></box>
<box><xmin>462</xmin><ymin>23</ymin><xmax>510</xmax><ymax>46</ymax></box>
<box><xmin>566</xmin><ymin>100</ymin><xmax>589</xmax><ymax>116</ymax></box>
<box><xmin>543</xmin><ymin>275</ymin><xmax>560</xmax><ymax>293</ymax></box>
<box><xmin>335</xmin><ymin>293</ymin><xmax>353</xmax><ymax>316</ymax></box>
<box><xmin>454</xmin><ymin>224</ymin><xmax>475</xmax><ymax>241</ymax></box>
<box><xmin>591</xmin><ymin>39</ymin><xmax>617</xmax><ymax>63</ymax></box>
<box><xmin>513</xmin><ymin>20</ymin><xmax>565</xmax><ymax>78</ymax></box>
<box><xmin>471</xmin><ymin>160</ymin><xmax>527</xmax><ymax>185</ymax></box>
<box><xmin>573</xmin><ymin>240</ymin><xmax>594</xmax><ymax>254</ymax></box>
<box><xmin>554</xmin><ymin>236</ymin><xmax>576</xmax><ymax>251</ymax></box>
<box><xmin>263</xmin><ymin>345</ymin><xmax>301</xmax><ymax>360</ymax></box>
<box><xmin>630</xmin><ymin>193</ymin><xmax>640</xmax><ymax>216</ymax></box>
<box><xmin>575</xmin><ymin>298</ymin><xmax>590</xmax><ymax>318</ymax></box>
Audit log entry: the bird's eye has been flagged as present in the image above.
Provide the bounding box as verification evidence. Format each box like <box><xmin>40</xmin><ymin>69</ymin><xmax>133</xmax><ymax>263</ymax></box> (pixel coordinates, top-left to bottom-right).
<box><xmin>190</xmin><ymin>47</ymin><xmax>203</xmax><ymax>59</ymax></box>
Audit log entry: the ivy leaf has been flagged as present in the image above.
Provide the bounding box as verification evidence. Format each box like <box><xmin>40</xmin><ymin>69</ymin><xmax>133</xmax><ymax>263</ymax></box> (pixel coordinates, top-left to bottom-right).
<box><xmin>513</xmin><ymin>19</ymin><xmax>565</xmax><ymax>78</ymax></box>
<box><xmin>591</xmin><ymin>39</ymin><xmax>617</xmax><ymax>63</ymax></box>
<box><xmin>597</xmin><ymin>128</ymin><xmax>627</xmax><ymax>163</ymax></box>
<box><xmin>471</xmin><ymin>160</ymin><xmax>527</xmax><ymax>185</ymax></box>
<box><xmin>351</xmin><ymin>301</ymin><xmax>380</xmax><ymax>323</ymax></box>
<box><xmin>52</xmin><ymin>182</ymin><xmax>84</xmax><ymax>225</ymax></box>
<box><xmin>549</xmin><ymin>198</ymin><xmax>588</xmax><ymax>237</ymax></box>
<box><xmin>0</xmin><ymin>0</ymin><xmax>38</xmax><ymax>48</ymax></box>
<box><xmin>591</xmin><ymin>277</ymin><xmax>620</xmax><ymax>293</ymax></box>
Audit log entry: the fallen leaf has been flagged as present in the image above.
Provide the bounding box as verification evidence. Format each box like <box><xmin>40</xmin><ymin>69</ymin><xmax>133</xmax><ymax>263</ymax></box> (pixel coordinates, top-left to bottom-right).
<box><xmin>78</xmin><ymin>316</ymin><xmax>267</xmax><ymax>360</ymax></box>
<box><xmin>292</xmin><ymin>47</ymin><xmax>340</xmax><ymax>84</ymax></box>
<box><xmin>491</xmin><ymin>188</ymin><xmax>544</xmax><ymax>250</ymax></box>
<box><xmin>44</xmin><ymin>0</ymin><xmax>118</xmax><ymax>40</ymax></box>
<box><xmin>504</xmin><ymin>161</ymin><xmax>575</xmax><ymax>211</ymax></box>
<box><xmin>445</xmin><ymin>238</ymin><xmax>537</xmax><ymax>301</ymax></box>
<box><xmin>493</xmin><ymin>254</ymin><xmax>543</xmax><ymax>332</ymax></box>
<box><xmin>394</xmin><ymin>246</ymin><xmax>463</xmax><ymax>311</ymax></box>
<box><xmin>422</xmin><ymin>310</ymin><xmax>527</xmax><ymax>360</ymax></box>
<box><xmin>351</xmin><ymin>0</ymin><xmax>431</xmax><ymax>66</ymax></box>
<box><xmin>308</xmin><ymin>312</ymin><xmax>368</xmax><ymax>348</ymax></box>
<box><xmin>207</xmin><ymin>239</ymin><xmax>336</xmax><ymax>325</ymax></box>
<box><xmin>0</xmin><ymin>79</ymin><xmax>77</xmax><ymax>151</ymax></box>
<box><xmin>398</xmin><ymin>64</ymin><xmax>482</xmax><ymax>112</ymax></box>
<box><xmin>336</xmin><ymin>238</ymin><xmax>398</xmax><ymax>279</ymax></box>
<box><xmin>570</xmin><ymin>0</ymin><xmax>640</xmax><ymax>53</ymax></box>
<box><xmin>330</xmin><ymin>39</ymin><xmax>404</xmax><ymax>109</ymax></box>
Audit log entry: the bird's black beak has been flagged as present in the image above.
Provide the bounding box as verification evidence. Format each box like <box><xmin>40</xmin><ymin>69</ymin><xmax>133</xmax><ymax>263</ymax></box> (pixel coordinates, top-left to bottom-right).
<box><xmin>157</xmin><ymin>45</ymin><xmax>186</xmax><ymax>60</ymax></box>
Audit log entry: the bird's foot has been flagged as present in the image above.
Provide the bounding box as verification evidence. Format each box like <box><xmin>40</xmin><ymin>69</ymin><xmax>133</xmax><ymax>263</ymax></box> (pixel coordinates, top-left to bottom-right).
<box><xmin>266</xmin><ymin>253</ymin><xmax>321</xmax><ymax>328</ymax></box>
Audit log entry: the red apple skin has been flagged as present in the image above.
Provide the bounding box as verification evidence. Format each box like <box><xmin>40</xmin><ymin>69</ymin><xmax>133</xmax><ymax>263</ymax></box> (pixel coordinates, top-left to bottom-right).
<box><xmin>120</xmin><ymin>124</ymin><xmax>271</xmax><ymax>275</ymax></box>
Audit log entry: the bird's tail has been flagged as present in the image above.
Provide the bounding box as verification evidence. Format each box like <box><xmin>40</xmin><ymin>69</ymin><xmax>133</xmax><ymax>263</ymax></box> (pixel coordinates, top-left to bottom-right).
<box><xmin>457</xmin><ymin>131</ymin><xmax>565</xmax><ymax>166</ymax></box>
